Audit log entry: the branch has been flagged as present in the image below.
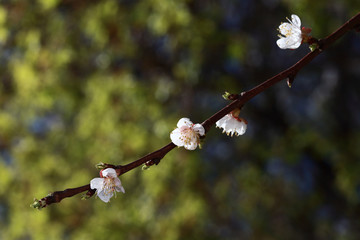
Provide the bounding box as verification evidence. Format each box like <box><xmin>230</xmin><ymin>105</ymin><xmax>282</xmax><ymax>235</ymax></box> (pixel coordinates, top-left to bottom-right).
<box><xmin>31</xmin><ymin>185</ymin><xmax>94</xmax><ymax>209</ymax></box>
<box><xmin>32</xmin><ymin>12</ymin><xmax>360</xmax><ymax>209</ymax></box>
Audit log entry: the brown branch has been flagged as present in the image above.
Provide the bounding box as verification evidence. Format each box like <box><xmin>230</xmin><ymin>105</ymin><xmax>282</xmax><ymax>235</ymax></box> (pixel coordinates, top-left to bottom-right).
<box><xmin>31</xmin><ymin>184</ymin><xmax>94</xmax><ymax>209</ymax></box>
<box><xmin>32</xmin><ymin>12</ymin><xmax>360</xmax><ymax>209</ymax></box>
<box><xmin>115</xmin><ymin>143</ymin><xmax>176</xmax><ymax>175</ymax></box>
<box><xmin>203</xmin><ymin>12</ymin><xmax>360</xmax><ymax>131</ymax></box>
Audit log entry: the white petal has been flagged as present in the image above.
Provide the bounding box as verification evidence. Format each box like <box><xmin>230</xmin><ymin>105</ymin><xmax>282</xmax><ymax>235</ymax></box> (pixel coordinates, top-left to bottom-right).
<box><xmin>216</xmin><ymin>114</ymin><xmax>248</xmax><ymax>137</ymax></box>
<box><xmin>279</xmin><ymin>22</ymin><xmax>293</xmax><ymax>35</ymax></box>
<box><xmin>291</xmin><ymin>14</ymin><xmax>301</xmax><ymax>28</ymax></box>
<box><xmin>177</xmin><ymin>118</ymin><xmax>193</xmax><ymax>128</ymax></box>
<box><xmin>97</xmin><ymin>190</ymin><xmax>113</xmax><ymax>203</ymax></box>
<box><xmin>113</xmin><ymin>177</ymin><xmax>124</xmax><ymax>192</ymax></box>
<box><xmin>235</xmin><ymin>122</ymin><xmax>247</xmax><ymax>135</ymax></box>
<box><xmin>184</xmin><ymin>141</ymin><xmax>197</xmax><ymax>150</ymax></box>
<box><xmin>216</xmin><ymin>119</ymin><xmax>224</xmax><ymax>128</ymax></box>
<box><xmin>276</xmin><ymin>37</ymin><xmax>301</xmax><ymax>49</ymax></box>
<box><xmin>101</xmin><ymin>168</ymin><xmax>117</xmax><ymax>178</ymax></box>
<box><xmin>170</xmin><ymin>128</ymin><xmax>185</xmax><ymax>146</ymax></box>
<box><xmin>216</xmin><ymin>114</ymin><xmax>232</xmax><ymax>128</ymax></box>
<box><xmin>116</xmin><ymin>185</ymin><xmax>125</xmax><ymax>193</ymax></box>
<box><xmin>90</xmin><ymin>178</ymin><xmax>104</xmax><ymax>190</ymax></box>
<box><xmin>193</xmin><ymin>124</ymin><xmax>205</xmax><ymax>136</ymax></box>
<box><xmin>276</xmin><ymin>38</ymin><xmax>288</xmax><ymax>49</ymax></box>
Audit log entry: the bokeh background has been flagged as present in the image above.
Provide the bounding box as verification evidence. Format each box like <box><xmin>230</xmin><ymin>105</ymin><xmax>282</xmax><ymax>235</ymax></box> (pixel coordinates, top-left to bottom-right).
<box><xmin>0</xmin><ymin>0</ymin><xmax>360</xmax><ymax>239</ymax></box>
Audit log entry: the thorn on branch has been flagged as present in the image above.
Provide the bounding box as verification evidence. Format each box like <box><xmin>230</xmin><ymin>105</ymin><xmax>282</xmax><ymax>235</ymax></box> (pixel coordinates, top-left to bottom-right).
<box><xmin>153</xmin><ymin>158</ymin><xmax>162</xmax><ymax>165</ymax></box>
<box><xmin>143</xmin><ymin>158</ymin><xmax>162</xmax><ymax>170</ymax></box>
<box><xmin>287</xmin><ymin>74</ymin><xmax>296</xmax><ymax>88</ymax></box>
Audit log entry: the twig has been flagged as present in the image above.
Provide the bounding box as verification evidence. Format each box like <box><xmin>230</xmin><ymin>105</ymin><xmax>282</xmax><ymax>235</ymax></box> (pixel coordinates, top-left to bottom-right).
<box><xmin>32</xmin><ymin>12</ymin><xmax>360</xmax><ymax>209</ymax></box>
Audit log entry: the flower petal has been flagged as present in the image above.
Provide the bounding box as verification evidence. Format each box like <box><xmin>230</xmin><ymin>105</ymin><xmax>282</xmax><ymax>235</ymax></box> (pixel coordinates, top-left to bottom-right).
<box><xmin>235</xmin><ymin>121</ymin><xmax>247</xmax><ymax>135</ymax></box>
<box><xmin>184</xmin><ymin>141</ymin><xmax>197</xmax><ymax>150</ymax></box>
<box><xmin>170</xmin><ymin>128</ymin><xmax>185</xmax><ymax>146</ymax></box>
<box><xmin>97</xmin><ymin>190</ymin><xmax>113</xmax><ymax>203</ymax></box>
<box><xmin>90</xmin><ymin>178</ymin><xmax>104</xmax><ymax>190</ymax></box>
<box><xmin>176</xmin><ymin>118</ymin><xmax>193</xmax><ymax>128</ymax></box>
<box><xmin>101</xmin><ymin>168</ymin><xmax>117</xmax><ymax>178</ymax></box>
<box><xmin>277</xmin><ymin>14</ymin><xmax>303</xmax><ymax>50</ymax></box>
<box><xmin>113</xmin><ymin>178</ymin><xmax>125</xmax><ymax>192</ymax></box>
<box><xmin>193</xmin><ymin>124</ymin><xmax>205</xmax><ymax>136</ymax></box>
<box><xmin>216</xmin><ymin>114</ymin><xmax>247</xmax><ymax>137</ymax></box>
<box><xmin>278</xmin><ymin>22</ymin><xmax>293</xmax><ymax>36</ymax></box>
<box><xmin>276</xmin><ymin>38</ymin><xmax>288</xmax><ymax>49</ymax></box>
<box><xmin>116</xmin><ymin>185</ymin><xmax>126</xmax><ymax>193</ymax></box>
<box><xmin>216</xmin><ymin>114</ymin><xmax>232</xmax><ymax>129</ymax></box>
<box><xmin>276</xmin><ymin>37</ymin><xmax>301</xmax><ymax>49</ymax></box>
<box><xmin>291</xmin><ymin>14</ymin><xmax>301</xmax><ymax>28</ymax></box>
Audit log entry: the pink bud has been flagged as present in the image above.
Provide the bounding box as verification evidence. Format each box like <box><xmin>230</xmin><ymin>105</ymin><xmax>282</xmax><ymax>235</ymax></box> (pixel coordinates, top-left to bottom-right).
<box><xmin>301</xmin><ymin>27</ymin><xmax>312</xmax><ymax>35</ymax></box>
<box><xmin>99</xmin><ymin>169</ymin><xmax>104</xmax><ymax>178</ymax></box>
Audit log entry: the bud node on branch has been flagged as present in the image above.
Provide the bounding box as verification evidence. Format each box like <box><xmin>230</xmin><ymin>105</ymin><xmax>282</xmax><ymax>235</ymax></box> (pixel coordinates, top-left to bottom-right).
<box><xmin>286</xmin><ymin>73</ymin><xmax>298</xmax><ymax>88</ymax></box>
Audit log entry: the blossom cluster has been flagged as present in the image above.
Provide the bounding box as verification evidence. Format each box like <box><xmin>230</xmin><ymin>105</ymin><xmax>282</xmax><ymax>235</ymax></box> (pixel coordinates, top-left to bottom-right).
<box><xmin>90</xmin><ymin>13</ymin><xmax>311</xmax><ymax>203</ymax></box>
<box><xmin>91</xmin><ymin>112</ymin><xmax>248</xmax><ymax>202</ymax></box>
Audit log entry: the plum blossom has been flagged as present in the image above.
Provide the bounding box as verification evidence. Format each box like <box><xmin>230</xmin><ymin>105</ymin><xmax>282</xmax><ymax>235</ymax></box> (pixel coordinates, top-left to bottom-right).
<box><xmin>216</xmin><ymin>112</ymin><xmax>247</xmax><ymax>137</ymax></box>
<box><xmin>170</xmin><ymin>118</ymin><xmax>205</xmax><ymax>150</ymax></box>
<box><xmin>90</xmin><ymin>168</ymin><xmax>125</xmax><ymax>203</ymax></box>
<box><xmin>276</xmin><ymin>14</ymin><xmax>311</xmax><ymax>49</ymax></box>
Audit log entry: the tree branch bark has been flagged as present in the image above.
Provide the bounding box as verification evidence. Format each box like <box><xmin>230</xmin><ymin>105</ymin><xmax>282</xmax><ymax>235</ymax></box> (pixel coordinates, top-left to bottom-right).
<box><xmin>32</xmin><ymin>12</ymin><xmax>360</xmax><ymax>209</ymax></box>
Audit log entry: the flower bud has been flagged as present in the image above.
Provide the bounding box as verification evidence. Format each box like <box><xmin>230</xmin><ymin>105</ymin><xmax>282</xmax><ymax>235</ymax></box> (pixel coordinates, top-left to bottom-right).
<box><xmin>95</xmin><ymin>162</ymin><xmax>107</xmax><ymax>170</ymax></box>
<box><xmin>30</xmin><ymin>198</ymin><xmax>46</xmax><ymax>210</ymax></box>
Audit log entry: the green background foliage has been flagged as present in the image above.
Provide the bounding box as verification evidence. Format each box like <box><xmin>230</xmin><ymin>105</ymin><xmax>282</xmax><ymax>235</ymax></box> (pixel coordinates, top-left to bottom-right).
<box><xmin>0</xmin><ymin>0</ymin><xmax>360</xmax><ymax>239</ymax></box>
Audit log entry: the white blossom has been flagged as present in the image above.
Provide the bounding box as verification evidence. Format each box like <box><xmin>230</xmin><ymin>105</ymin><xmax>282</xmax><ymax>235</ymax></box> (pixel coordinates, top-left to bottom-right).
<box><xmin>276</xmin><ymin>14</ymin><xmax>303</xmax><ymax>49</ymax></box>
<box><xmin>170</xmin><ymin>118</ymin><xmax>205</xmax><ymax>150</ymax></box>
<box><xmin>216</xmin><ymin>113</ymin><xmax>247</xmax><ymax>137</ymax></box>
<box><xmin>90</xmin><ymin>168</ymin><xmax>125</xmax><ymax>203</ymax></box>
